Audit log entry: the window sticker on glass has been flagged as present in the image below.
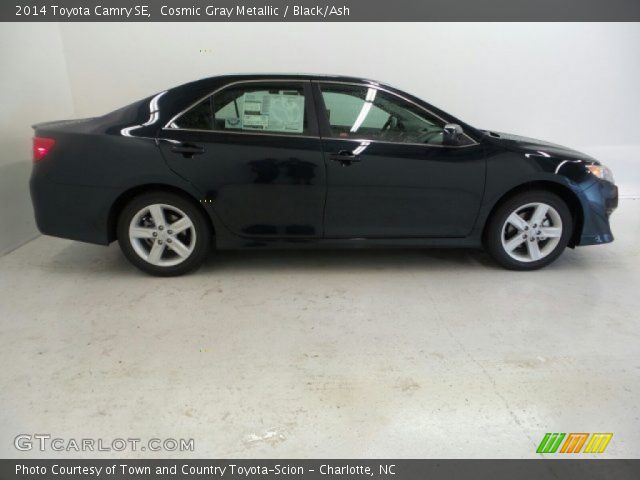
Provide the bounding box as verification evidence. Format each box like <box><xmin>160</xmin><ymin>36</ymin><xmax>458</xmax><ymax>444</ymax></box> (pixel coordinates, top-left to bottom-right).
<box><xmin>237</xmin><ymin>91</ymin><xmax>305</xmax><ymax>133</ymax></box>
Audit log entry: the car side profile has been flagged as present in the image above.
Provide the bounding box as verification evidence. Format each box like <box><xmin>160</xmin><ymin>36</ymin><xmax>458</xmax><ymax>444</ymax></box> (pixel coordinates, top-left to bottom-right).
<box><xmin>30</xmin><ymin>74</ymin><xmax>618</xmax><ymax>276</ymax></box>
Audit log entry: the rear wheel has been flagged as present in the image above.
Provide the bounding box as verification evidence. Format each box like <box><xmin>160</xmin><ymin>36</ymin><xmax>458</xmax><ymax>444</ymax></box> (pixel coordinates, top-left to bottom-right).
<box><xmin>117</xmin><ymin>192</ymin><xmax>211</xmax><ymax>276</ymax></box>
<box><xmin>485</xmin><ymin>190</ymin><xmax>573</xmax><ymax>270</ymax></box>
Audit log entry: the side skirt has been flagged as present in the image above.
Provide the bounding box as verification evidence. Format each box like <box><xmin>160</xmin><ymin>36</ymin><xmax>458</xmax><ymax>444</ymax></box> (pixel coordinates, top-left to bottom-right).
<box><xmin>215</xmin><ymin>236</ymin><xmax>483</xmax><ymax>250</ymax></box>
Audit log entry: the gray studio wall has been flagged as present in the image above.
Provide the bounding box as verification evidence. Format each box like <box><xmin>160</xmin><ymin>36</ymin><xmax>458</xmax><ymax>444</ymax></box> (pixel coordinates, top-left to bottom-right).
<box><xmin>0</xmin><ymin>23</ymin><xmax>74</xmax><ymax>255</ymax></box>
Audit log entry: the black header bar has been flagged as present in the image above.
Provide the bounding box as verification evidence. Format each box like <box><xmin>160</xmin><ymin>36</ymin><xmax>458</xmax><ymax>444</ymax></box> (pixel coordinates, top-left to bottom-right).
<box><xmin>3</xmin><ymin>0</ymin><xmax>640</xmax><ymax>22</ymax></box>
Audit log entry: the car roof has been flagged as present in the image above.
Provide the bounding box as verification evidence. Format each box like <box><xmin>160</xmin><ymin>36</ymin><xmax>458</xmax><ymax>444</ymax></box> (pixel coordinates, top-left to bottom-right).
<box><xmin>202</xmin><ymin>72</ymin><xmax>388</xmax><ymax>86</ymax></box>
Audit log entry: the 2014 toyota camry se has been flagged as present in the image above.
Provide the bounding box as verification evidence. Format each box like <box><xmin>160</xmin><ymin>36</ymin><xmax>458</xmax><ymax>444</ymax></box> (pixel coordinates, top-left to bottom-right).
<box><xmin>30</xmin><ymin>74</ymin><xmax>618</xmax><ymax>276</ymax></box>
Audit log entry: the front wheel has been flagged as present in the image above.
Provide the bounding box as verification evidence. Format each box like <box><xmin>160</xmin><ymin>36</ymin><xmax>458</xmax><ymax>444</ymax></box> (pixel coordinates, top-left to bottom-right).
<box><xmin>485</xmin><ymin>191</ymin><xmax>573</xmax><ymax>270</ymax></box>
<box><xmin>117</xmin><ymin>192</ymin><xmax>212</xmax><ymax>276</ymax></box>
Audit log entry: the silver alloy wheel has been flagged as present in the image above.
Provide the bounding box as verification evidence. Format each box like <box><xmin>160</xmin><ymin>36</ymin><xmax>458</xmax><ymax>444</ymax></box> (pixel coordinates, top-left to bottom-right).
<box><xmin>500</xmin><ymin>202</ymin><xmax>563</xmax><ymax>263</ymax></box>
<box><xmin>128</xmin><ymin>203</ymin><xmax>196</xmax><ymax>267</ymax></box>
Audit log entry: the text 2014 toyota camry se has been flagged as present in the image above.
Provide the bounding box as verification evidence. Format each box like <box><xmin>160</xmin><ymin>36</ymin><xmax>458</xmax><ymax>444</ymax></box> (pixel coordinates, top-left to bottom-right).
<box><xmin>30</xmin><ymin>74</ymin><xmax>618</xmax><ymax>276</ymax></box>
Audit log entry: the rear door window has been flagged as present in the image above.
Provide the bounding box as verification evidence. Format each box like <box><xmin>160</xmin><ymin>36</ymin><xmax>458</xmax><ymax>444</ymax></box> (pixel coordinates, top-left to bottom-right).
<box><xmin>169</xmin><ymin>82</ymin><xmax>310</xmax><ymax>135</ymax></box>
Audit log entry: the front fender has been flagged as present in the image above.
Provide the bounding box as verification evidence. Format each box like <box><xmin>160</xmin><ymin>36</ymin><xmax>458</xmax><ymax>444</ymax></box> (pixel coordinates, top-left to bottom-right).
<box><xmin>469</xmin><ymin>147</ymin><xmax>612</xmax><ymax>246</ymax></box>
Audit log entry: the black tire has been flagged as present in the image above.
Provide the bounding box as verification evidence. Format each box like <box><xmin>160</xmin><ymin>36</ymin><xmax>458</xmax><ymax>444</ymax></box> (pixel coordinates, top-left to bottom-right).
<box><xmin>485</xmin><ymin>190</ymin><xmax>573</xmax><ymax>270</ymax></box>
<box><xmin>117</xmin><ymin>191</ymin><xmax>212</xmax><ymax>276</ymax></box>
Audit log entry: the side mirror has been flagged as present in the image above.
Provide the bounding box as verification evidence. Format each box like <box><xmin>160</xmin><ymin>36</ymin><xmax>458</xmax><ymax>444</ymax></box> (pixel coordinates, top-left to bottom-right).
<box><xmin>443</xmin><ymin>123</ymin><xmax>464</xmax><ymax>146</ymax></box>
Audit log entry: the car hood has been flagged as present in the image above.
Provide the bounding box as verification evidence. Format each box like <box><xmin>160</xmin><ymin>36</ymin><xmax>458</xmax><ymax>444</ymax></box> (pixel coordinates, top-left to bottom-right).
<box><xmin>483</xmin><ymin>130</ymin><xmax>597</xmax><ymax>162</ymax></box>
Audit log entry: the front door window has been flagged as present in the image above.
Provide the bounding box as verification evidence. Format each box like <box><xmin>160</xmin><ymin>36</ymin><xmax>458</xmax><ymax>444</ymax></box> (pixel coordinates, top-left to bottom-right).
<box><xmin>319</xmin><ymin>83</ymin><xmax>473</xmax><ymax>146</ymax></box>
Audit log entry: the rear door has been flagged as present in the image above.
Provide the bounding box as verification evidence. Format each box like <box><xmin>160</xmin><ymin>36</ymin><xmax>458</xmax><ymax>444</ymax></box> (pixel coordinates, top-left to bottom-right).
<box><xmin>313</xmin><ymin>81</ymin><xmax>486</xmax><ymax>238</ymax></box>
<box><xmin>158</xmin><ymin>80</ymin><xmax>326</xmax><ymax>238</ymax></box>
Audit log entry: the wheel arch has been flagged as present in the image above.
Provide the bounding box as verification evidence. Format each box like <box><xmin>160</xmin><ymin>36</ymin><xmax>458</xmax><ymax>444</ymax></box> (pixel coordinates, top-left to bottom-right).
<box><xmin>107</xmin><ymin>183</ymin><xmax>216</xmax><ymax>243</ymax></box>
<box><xmin>481</xmin><ymin>180</ymin><xmax>584</xmax><ymax>248</ymax></box>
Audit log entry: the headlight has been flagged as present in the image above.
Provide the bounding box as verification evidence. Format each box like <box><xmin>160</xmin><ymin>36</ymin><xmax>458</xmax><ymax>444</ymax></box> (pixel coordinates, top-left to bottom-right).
<box><xmin>586</xmin><ymin>164</ymin><xmax>615</xmax><ymax>183</ymax></box>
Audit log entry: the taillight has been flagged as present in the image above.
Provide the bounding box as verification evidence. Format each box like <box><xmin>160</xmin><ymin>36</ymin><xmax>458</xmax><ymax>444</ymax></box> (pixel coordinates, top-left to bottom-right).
<box><xmin>33</xmin><ymin>137</ymin><xmax>56</xmax><ymax>162</ymax></box>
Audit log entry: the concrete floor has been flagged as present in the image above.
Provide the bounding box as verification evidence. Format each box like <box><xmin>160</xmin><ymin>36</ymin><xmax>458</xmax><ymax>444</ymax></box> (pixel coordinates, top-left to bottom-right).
<box><xmin>1</xmin><ymin>200</ymin><xmax>639</xmax><ymax>459</ymax></box>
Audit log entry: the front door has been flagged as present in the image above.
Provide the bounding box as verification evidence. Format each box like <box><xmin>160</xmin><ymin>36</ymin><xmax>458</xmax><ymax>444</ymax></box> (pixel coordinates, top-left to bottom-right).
<box><xmin>158</xmin><ymin>80</ymin><xmax>326</xmax><ymax>238</ymax></box>
<box><xmin>314</xmin><ymin>82</ymin><xmax>486</xmax><ymax>238</ymax></box>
